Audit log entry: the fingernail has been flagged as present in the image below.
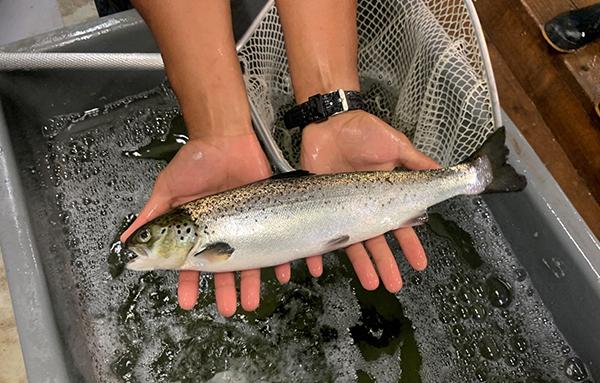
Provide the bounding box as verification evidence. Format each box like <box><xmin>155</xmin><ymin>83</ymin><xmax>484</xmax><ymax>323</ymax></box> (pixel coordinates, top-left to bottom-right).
<box><xmin>363</xmin><ymin>274</ymin><xmax>379</xmax><ymax>291</ymax></box>
<box><xmin>217</xmin><ymin>300</ymin><xmax>237</xmax><ymax>318</ymax></box>
<box><xmin>276</xmin><ymin>269</ymin><xmax>290</xmax><ymax>284</ymax></box>
<box><xmin>179</xmin><ymin>297</ymin><xmax>196</xmax><ymax>311</ymax></box>
<box><xmin>310</xmin><ymin>264</ymin><xmax>323</xmax><ymax>278</ymax></box>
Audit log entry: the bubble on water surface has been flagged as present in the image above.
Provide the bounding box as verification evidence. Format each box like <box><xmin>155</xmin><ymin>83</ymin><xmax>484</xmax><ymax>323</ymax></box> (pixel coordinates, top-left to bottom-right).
<box><xmin>564</xmin><ymin>357</ymin><xmax>588</xmax><ymax>381</ymax></box>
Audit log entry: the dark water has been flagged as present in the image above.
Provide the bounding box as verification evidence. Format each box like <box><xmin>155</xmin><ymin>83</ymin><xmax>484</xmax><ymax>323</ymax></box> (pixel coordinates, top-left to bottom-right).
<box><xmin>121</xmin><ymin>114</ymin><xmax>188</xmax><ymax>162</ymax></box>
<box><xmin>36</xmin><ymin>85</ymin><xmax>593</xmax><ymax>382</ymax></box>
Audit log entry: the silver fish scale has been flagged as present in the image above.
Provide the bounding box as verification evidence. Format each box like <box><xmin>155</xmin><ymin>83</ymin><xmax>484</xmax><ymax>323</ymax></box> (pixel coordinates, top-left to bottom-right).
<box><xmin>180</xmin><ymin>165</ymin><xmax>482</xmax><ymax>272</ymax></box>
<box><xmin>183</xmin><ymin>167</ymin><xmax>474</xmax><ymax>220</ymax></box>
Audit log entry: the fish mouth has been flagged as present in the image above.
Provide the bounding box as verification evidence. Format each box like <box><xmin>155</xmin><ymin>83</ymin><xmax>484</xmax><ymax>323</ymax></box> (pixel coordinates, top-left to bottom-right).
<box><xmin>127</xmin><ymin>245</ymin><xmax>149</xmax><ymax>259</ymax></box>
<box><xmin>124</xmin><ymin>245</ymin><xmax>151</xmax><ymax>270</ymax></box>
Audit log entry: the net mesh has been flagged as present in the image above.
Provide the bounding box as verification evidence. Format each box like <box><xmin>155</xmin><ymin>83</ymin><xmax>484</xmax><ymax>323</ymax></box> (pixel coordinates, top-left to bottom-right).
<box><xmin>238</xmin><ymin>0</ymin><xmax>495</xmax><ymax>167</ymax></box>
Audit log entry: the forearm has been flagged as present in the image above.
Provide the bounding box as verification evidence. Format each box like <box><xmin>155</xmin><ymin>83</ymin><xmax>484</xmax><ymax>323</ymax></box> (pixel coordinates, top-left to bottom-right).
<box><xmin>133</xmin><ymin>0</ymin><xmax>251</xmax><ymax>139</ymax></box>
<box><xmin>276</xmin><ymin>0</ymin><xmax>360</xmax><ymax>103</ymax></box>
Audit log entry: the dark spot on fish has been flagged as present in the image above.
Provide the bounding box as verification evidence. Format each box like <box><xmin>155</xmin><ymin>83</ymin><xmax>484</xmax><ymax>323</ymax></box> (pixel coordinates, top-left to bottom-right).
<box><xmin>177</xmin><ymin>229</ymin><xmax>181</xmax><ymax>235</ymax></box>
<box><xmin>180</xmin><ymin>236</ymin><xmax>184</xmax><ymax>241</ymax></box>
<box><xmin>186</xmin><ymin>227</ymin><xmax>191</xmax><ymax>234</ymax></box>
<box><xmin>161</xmin><ymin>228</ymin><xmax>166</xmax><ymax>234</ymax></box>
<box><xmin>176</xmin><ymin>224</ymin><xmax>181</xmax><ymax>229</ymax></box>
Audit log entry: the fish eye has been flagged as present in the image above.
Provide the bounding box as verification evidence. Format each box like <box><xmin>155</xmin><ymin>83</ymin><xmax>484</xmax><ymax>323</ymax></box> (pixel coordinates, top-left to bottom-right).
<box><xmin>137</xmin><ymin>229</ymin><xmax>151</xmax><ymax>243</ymax></box>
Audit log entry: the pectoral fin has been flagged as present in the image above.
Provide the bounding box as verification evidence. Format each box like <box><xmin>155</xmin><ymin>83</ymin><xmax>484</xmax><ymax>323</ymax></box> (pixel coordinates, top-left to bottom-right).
<box><xmin>194</xmin><ymin>242</ymin><xmax>235</xmax><ymax>263</ymax></box>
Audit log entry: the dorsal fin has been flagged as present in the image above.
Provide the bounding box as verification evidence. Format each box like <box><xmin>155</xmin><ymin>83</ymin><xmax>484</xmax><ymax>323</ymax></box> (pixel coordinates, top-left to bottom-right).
<box><xmin>270</xmin><ymin>170</ymin><xmax>314</xmax><ymax>180</ymax></box>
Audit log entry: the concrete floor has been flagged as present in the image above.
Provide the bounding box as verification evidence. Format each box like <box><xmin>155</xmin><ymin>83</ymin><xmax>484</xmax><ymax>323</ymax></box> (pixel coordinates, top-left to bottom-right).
<box><xmin>0</xmin><ymin>2</ymin><xmax>98</xmax><ymax>381</ymax></box>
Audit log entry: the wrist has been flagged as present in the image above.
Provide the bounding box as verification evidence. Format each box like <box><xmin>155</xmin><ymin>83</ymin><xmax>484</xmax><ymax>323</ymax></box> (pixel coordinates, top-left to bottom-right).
<box><xmin>302</xmin><ymin>109</ymin><xmax>363</xmax><ymax>131</ymax></box>
<box><xmin>173</xmin><ymin>78</ymin><xmax>254</xmax><ymax>140</ymax></box>
<box><xmin>161</xmin><ymin>42</ymin><xmax>251</xmax><ymax>140</ymax></box>
<box><xmin>182</xmin><ymin>105</ymin><xmax>253</xmax><ymax>140</ymax></box>
<box><xmin>187</xmin><ymin>128</ymin><xmax>264</xmax><ymax>161</ymax></box>
<box><xmin>292</xmin><ymin>71</ymin><xmax>360</xmax><ymax>104</ymax></box>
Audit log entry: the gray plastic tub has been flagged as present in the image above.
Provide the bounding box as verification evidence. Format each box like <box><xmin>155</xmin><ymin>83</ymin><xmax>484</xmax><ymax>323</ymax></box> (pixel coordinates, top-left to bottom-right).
<box><xmin>0</xmin><ymin>7</ymin><xmax>599</xmax><ymax>383</ymax></box>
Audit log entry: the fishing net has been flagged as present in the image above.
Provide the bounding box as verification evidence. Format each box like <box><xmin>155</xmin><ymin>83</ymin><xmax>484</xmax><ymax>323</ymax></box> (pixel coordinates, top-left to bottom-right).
<box><xmin>238</xmin><ymin>0</ymin><xmax>497</xmax><ymax>168</ymax></box>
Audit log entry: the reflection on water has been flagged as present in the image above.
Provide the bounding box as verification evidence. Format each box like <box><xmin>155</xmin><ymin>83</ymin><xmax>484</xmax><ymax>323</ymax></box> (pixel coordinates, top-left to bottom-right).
<box><xmin>122</xmin><ymin>114</ymin><xmax>188</xmax><ymax>162</ymax></box>
<box><xmin>34</xmin><ymin>84</ymin><xmax>593</xmax><ymax>382</ymax></box>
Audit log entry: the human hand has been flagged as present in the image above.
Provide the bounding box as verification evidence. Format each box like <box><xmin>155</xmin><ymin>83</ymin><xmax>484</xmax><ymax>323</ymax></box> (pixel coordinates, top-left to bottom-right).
<box><xmin>120</xmin><ymin>132</ymin><xmax>278</xmax><ymax>316</ymax></box>
<box><xmin>300</xmin><ymin>110</ymin><xmax>440</xmax><ymax>292</ymax></box>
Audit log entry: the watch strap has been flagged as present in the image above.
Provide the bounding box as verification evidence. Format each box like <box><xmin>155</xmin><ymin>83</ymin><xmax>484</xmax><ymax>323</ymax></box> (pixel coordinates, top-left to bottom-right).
<box><xmin>283</xmin><ymin>89</ymin><xmax>364</xmax><ymax>129</ymax></box>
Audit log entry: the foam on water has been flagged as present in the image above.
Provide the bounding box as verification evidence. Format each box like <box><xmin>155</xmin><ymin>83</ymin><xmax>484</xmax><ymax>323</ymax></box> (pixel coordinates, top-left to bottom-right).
<box><xmin>34</xmin><ymin>84</ymin><xmax>594</xmax><ymax>382</ymax></box>
<box><xmin>393</xmin><ymin>200</ymin><xmax>593</xmax><ymax>382</ymax></box>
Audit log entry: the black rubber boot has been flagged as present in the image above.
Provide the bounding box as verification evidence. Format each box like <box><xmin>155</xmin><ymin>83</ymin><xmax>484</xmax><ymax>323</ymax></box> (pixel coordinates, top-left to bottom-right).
<box><xmin>543</xmin><ymin>2</ymin><xmax>600</xmax><ymax>52</ymax></box>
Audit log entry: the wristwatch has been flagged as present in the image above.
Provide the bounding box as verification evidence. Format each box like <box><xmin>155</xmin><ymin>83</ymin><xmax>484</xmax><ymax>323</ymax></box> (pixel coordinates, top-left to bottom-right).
<box><xmin>283</xmin><ymin>89</ymin><xmax>364</xmax><ymax>129</ymax></box>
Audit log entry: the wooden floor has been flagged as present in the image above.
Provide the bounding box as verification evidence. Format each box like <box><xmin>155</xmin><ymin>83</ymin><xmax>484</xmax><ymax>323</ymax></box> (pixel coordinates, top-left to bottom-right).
<box><xmin>474</xmin><ymin>0</ymin><xmax>600</xmax><ymax>239</ymax></box>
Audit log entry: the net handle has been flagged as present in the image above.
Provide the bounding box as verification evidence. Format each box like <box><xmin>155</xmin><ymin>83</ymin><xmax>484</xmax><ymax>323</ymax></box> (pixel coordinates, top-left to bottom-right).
<box><xmin>0</xmin><ymin>52</ymin><xmax>164</xmax><ymax>71</ymax></box>
<box><xmin>237</xmin><ymin>0</ymin><xmax>297</xmax><ymax>173</ymax></box>
<box><xmin>463</xmin><ymin>0</ymin><xmax>502</xmax><ymax>128</ymax></box>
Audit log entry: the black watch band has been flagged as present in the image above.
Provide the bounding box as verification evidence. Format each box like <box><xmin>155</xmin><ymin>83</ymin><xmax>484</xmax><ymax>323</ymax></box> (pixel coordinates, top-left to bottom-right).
<box><xmin>283</xmin><ymin>89</ymin><xmax>364</xmax><ymax>129</ymax></box>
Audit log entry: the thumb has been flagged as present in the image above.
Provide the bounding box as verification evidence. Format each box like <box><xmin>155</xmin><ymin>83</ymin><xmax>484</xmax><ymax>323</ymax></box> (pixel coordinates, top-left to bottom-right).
<box><xmin>393</xmin><ymin>130</ymin><xmax>441</xmax><ymax>170</ymax></box>
<box><xmin>120</xmin><ymin>193</ymin><xmax>171</xmax><ymax>242</ymax></box>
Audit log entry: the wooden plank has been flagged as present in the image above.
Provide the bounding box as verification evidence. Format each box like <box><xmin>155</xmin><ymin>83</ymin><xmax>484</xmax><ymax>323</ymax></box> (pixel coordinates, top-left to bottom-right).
<box><xmin>520</xmin><ymin>0</ymin><xmax>600</xmax><ymax>117</ymax></box>
<box><xmin>557</xmin><ymin>0</ymin><xmax>600</xmax><ymax>119</ymax></box>
<box><xmin>521</xmin><ymin>0</ymin><xmax>573</xmax><ymax>23</ymax></box>
<box><xmin>475</xmin><ymin>0</ymin><xmax>600</xmax><ymax>204</ymax></box>
<box><xmin>487</xmin><ymin>42</ymin><xmax>600</xmax><ymax>238</ymax></box>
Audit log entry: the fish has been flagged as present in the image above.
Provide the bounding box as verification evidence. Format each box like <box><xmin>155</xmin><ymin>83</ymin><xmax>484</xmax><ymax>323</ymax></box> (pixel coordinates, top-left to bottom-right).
<box><xmin>124</xmin><ymin>127</ymin><xmax>526</xmax><ymax>272</ymax></box>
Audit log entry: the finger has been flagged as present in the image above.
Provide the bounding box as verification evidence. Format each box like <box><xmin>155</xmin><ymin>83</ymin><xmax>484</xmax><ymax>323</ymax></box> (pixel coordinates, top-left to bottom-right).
<box><xmin>120</xmin><ymin>194</ymin><xmax>170</xmax><ymax>242</ymax></box>
<box><xmin>364</xmin><ymin>236</ymin><xmax>403</xmax><ymax>293</ymax></box>
<box><xmin>275</xmin><ymin>263</ymin><xmax>291</xmax><ymax>284</ymax></box>
<box><xmin>240</xmin><ymin>269</ymin><xmax>261</xmax><ymax>312</ymax></box>
<box><xmin>394</xmin><ymin>227</ymin><xmax>427</xmax><ymax>271</ymax></box>
<box><xmin>306</xmin><ymin>255</ymin><xmax>323</xmax><ymax>277</ymax></box>
<box><xmin>392</xmin><ymin>132</ymin><xmax>441</xmax><ymax>171</ymax></box>
<box><xmin>398</xmin><ymin>148</ymin><xmax>440</xmax><ymax>170</ymax></box>
<box><xmin>177</xmin><ymin>271</ymin><xmax>200</xmax><ymax>310</ymax></box>
<box><xmin>214</xmin><ymin>272</ymin><xmax>237</xmax><ymax>317</ymax></box>
<box><xmin>345</xmin><ymin>243</ymin><xmax>379</xmax><ymax>290</ymax></box>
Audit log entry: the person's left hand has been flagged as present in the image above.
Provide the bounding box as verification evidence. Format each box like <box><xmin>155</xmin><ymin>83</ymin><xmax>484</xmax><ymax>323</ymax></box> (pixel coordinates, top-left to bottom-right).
<box><xmin>298</xmin><ymin>110</ymin><xmax>440</xmax><ymax>292</ymax></box>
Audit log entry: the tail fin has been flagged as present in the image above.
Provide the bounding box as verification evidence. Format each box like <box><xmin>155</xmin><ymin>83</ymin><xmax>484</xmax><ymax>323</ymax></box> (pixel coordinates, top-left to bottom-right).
<box><xmin>466</xmin><ymin>127</ymin><xmax>527</xmax><ymax>193</ymax></box>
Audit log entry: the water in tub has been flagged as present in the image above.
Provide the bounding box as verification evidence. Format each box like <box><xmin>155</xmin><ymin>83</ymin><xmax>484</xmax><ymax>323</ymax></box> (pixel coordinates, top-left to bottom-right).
<box><xmin>32</xmin><ymin>81</ymin><xmax>593</xmax><ymax>382</ymax></box>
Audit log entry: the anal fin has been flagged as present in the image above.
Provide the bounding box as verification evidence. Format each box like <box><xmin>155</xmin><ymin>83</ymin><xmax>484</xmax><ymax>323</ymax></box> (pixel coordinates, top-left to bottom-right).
<box><xmin>326</xmin><ymin>235</ymin><xmax>350</xmax><ymax>247</ymax></box>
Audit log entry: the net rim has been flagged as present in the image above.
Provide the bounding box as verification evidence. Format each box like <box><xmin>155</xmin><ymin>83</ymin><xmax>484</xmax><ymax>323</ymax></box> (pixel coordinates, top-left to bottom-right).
<box><xmin>238</xmin><ymin>0</ymin><xmax>501</xmax><ymax>173</ymax></box>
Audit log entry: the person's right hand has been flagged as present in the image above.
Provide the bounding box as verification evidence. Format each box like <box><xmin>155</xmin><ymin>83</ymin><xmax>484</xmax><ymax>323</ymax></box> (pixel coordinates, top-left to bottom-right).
<box><xmin>120</xmin><ymin>131</ymin><xmax>281</xmax><ymax>317</ymax></box>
